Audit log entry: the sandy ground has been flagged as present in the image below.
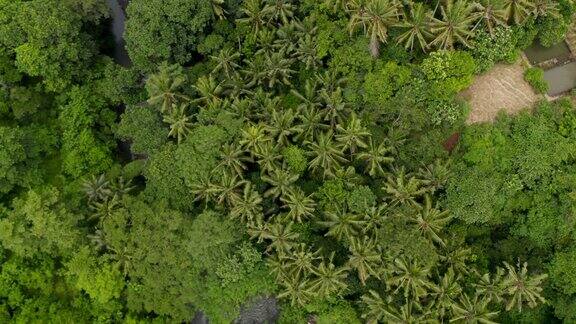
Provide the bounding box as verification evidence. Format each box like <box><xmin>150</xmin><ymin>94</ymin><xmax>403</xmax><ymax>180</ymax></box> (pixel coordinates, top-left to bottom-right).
<box><xmin>461</xmin><ymin>63</ymin><xmax>541</xmax><ymax>124</ymax></box>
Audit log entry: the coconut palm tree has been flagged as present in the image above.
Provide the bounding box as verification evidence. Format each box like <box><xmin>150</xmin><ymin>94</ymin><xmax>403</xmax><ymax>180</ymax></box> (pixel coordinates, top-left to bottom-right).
<box><xmin>310</xmin><ymin>254</ymin><xmax>349</xmax><ymax>297</ymax></box>
<box><xmin>294</xmin><ymin>34</ymin><xmax>321</xmax><ymax>70</ymax></box>
<box><xmin>501</xmin><ymin>261</ymin><xmax>547</xmax><ymax>311</ymax></box>
<box><xmin>362</xmin><ymin>205</ymin><xmax>388</xmax><ymax>235</ymax></box>
<box><xmin>284</xmin><ymin>243</ymin><xmax>320</xmax><ymax>279</ymax></box>
<box><xmin>261</xmin><ymin>168</ymin><xmax>299</xmax><ymax>199</ymax></box>
<box><xmin>281</xmin><ymin>188</ymin><xmax>317</xmax><ymax>223</ymax></box>
<box><xmin>145</xmin><ymin>62</ymin><xmax>189</xmax><ymax>114</ymax></box>
<box><xmin>82</xmin><ymin>174</ymin><xmax>112</xmax><ymax>202</ymax></box>
<box><xmin>320</xmin><ymin>87</ymin><xmax>350</xmax><ymax>128</ymax></box>
<box><xmin>531</xmin><ymin>0</ymin><xmax>559</xmax><ymax>19</ymax></box>
<box><xmin>395</xmin><ymin>2</ymin><xmax>433</xmax><ymax>52</ymax></box>
<box><xmin>348</xmin><ymin>0</ymin><xmax>402</xmax><ymax>57</ymax></box>
<box><xmin>336</xmin><ymin>113</ymin><xmax>370</xmax><ymax>156</ymax></box>
<box><xmin>408</xmin><ymin>195</ymin><xmax>452</xmax><ymax>246</ymax></box>
<box><xmin>430</xmin><ymin>267</ymin><xmax>462</xmax><ymax>318</ymax></box>
<box><xmin>254</xmin><ymin>142</ymin><xmax>283</xmax><ymax>175</ymax></box>
<box><xmin>163</xmin><ymin>103</ymin><xmax>193</xmax><ymax>144</ymax></box>
<box><xmin>388</xmin><ymin>257</ymin><xmax>432</xmax><ymax>299</ymax></box>
<box><xmin>263</xmin><ymin>0</ymin><xmax>295</xmax><ymax>25</ymax></box>
<box><xmin>296</xmin><ymin>105</ymin><xmax>328</xmax><ymax>142</ymax></box>
<box><xmin>316</xmin><ymin>70</ymin><xmax>347</xmax><ymax>94</ymax></box>
<box><xmin>211</xmin><ymin>0</ymin><xmax>227</xmax><ymax>20</ymax></box>
<box><xmin>474</xmin><ymin>0</ymin><xmax>508</xmax><ymax>35</ymax></box>
<box><xmin>237</xmin><ymin>0</ymin><xmax>268</xmax><ymax>35</ymax></box>
<box><xmin>262</xmin><ymin>221</ymin><xmax>300</xmax><ymax>254</ymax></box>
<box><xmin>215</xmin><ymin>142</ymin><xmax>252</xmax><ymax>178</ymax></box>
<box><xmin>450</xmin><ymin>294</ymin><xmax>499</xmax><ymax>323</ymax></box>
<box><xmin>361</xmin><ymin>290</ymin><xmax>390</xmax><ymax>323</ymax></box>
<box><xmin>502</xmin><ymin>0</ymin><xmax>534</xmax><ymax>24</ymax></box>
<box><xmin>209</xmin><ymin>172</ymin><xmax>247</xmax><ymax>206</ymax></box>
<box><xmin>240</xmin><ymin>123</ymin><xmax>271</xmax><ymax>155</ymax></box>
<box><xmin>318</xmin><ymin>207</ymin><xmax>364</xmax><ymax>242</ymax></box>
<box><xmin>429</xmin><ymin>0</ymin><xmax>479</xmax><ymax>50</ymax></box>
<box><xmin>230</xmin><ymin>183</ymin><xmax>263</xmax><ymax>224</ymax></box>
<box><xmin>357</xmin><ymin>138</ymin><xmax>394</xmax><ymax>177</ymax></box>
<box><xmin>261</xmin><ymin>51</ymin><xmax>295</xmax><ymax>88</ymax></box>
<box><xmin>383</xmin><ymin>168</ymin><xmax>429</xmax><ymax>206</ymax></box>
<box><xmin>347</xmin><ymin>236</ymin><xmax>382</xmax><ymax>284</ymax></box>
<box><xmin>278</xmin><ymin>275</ymin><xmax>315</xmax><ymax>306</ymax></box>
<box><xmin>265</xmin><ymin>108</ymin><xmax>302</xmax><ymax>146</ymax></box>
<box><xmin>417</xmin><ymin>159</ymin><xmax>451</xmax><ymax>194</ymax></box>
<box><xmin>210</xmin><ymin>48</ymin><xmax>241</xmax><ymax>78</ymax></box>
<box><xmin>306</xmin><ymin>131</ymin><xmax>348</xmax><ymax>178</ymax></box>
<box><xmin>192</xmin><ymin>74</ymin><xmax>224</xmax><ymax>106</ymax></box>
<box><xmin>473</xmin><ymin>267</ymin><xmax>505</xmax><ymax>303</ymax></box>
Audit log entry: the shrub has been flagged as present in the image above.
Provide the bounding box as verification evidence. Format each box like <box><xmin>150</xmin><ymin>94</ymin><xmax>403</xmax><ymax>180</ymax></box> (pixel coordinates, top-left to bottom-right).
<box><xmin>472</xmin><ymin>28</ymin><xmax>519</xmax><ymax>73</ymax></box>
<box><xmin>524</xmin><ymin>67</ymin><xmax>549</xmax><ymax>94</ymax></box>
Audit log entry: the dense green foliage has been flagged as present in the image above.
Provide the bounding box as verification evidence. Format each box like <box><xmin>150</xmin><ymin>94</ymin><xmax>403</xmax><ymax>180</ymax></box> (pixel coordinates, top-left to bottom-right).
<box><xmin>0</xmin><ymin>0</ymin><xmax>572</xmax><ymax>322</ymax></box>
<box><xmin>524</xmin><ymin>67</ymin><xmax>549</xmax><ymax>94</ymax></box>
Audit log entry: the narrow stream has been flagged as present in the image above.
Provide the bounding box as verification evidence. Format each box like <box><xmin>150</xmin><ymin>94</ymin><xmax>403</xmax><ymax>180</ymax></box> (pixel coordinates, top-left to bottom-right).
<box><xmin>107</xmin><ymin>0</ymin><xmax>131</xmax><ymax>67</ymax></box>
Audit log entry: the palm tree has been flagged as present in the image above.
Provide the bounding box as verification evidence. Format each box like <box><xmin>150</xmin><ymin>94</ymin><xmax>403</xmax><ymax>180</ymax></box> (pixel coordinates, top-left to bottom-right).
<box><xmin>502</xmin><ymin>0</ymin><xmax>533</xmax><ymax>24</ymax></box>
<box><xmin>362</xmin><ymin>205</ymin><xmax>387</xmax><ymax>235</ymax></box>
<box><xmin>440</xmin><ymin>246</ymin><xmax>473</xmax><ymax>275</ymax></box>
<box><xmin>254</xmin><ymin>142</ymin><xmax>283</xmax><ymax>175</ymax></box>
<box><xmin>501</xmin><ymin>261</ymin><xmax>547</xmax><ymax>311</ymax></box>
<box><xmin>278</xmin><ymin>275</ymin><xmax>315</xmax><ymax>306</ymax></box>
<box><xmin>263</xmin><ymin>0</ymin><xmax>295</xmax><ymax>25</ymax></box>
<box><xmin>110</xmin><ymin>176</ymin><xmax>135</xmax><ymax>198</ymax></box>
<box><xmin>295</xmin><ymin>34</ymin><xmax>321</xmax><ymax>70</ymax></box>
<box><xmin>163</xmin><ymin>103</ymin><xmax>193</xmax><ymax>144</ymax></box>
<box><xmin>320</xmin><ymin>87</ymin><xmax>349</xmax><ymax>128</ymax></box>
<box><xmin>408</xmin><ymin>195</ymin><xmax>452</xmax><ymax>246</ymax></box>
<box><xmin>296</xmin><ymin>105</ymin><xmax>328</xmax><ymax>142</ymax></box>
<box><xmin>211</xmin><ymin>0</ymin><xmax>227</xmax><ymax>20</ymax></box>
<box><xmin>261</xmin><ymin>168</ymin><xmax>298</xmax><ymax>199</ymax></box>
<box><xmin>347</xmin><ymin>0</ymin><xmax>401</xmax><ymax>57</ymax></box>
<box><xmin>430</xmin><ymin>267</ymin><xmax>462</xmax><ymax>318</ymax></box>
<box><xmin>230</xmin><ymin>183</ymin><xmax>263</xmax><ymax>224</ymax></box>
<box><xmin>192</xmin><ymin>75</ymin><xmax>224</xmax><ymax>106</ymax></box>
<box><xmin>531</xmin><ymin>0</ymin><xmax>559</xmax><ymax>19</ymax></box>
<box><xmin>473</xmin><ymin>267</ymin><xmax>505</xmax><ymax>304</ymax></box>
<box><xmin>474</xmin><ymin>0</ymin><xmax>508</xmax><ymax>35</ymax></box>
<box><xmin>316</xmin><ymin>70</ymin><xmax>347</xmax><ymax>94</ymax></box>
<box><xmin>318</xmin><ymin>208</ymin><xmax>365</xmax><ymax>242</ymax></box>
<box><xmin>381</xmin><ymin>302</ymin><xmax>426</xmax><ymax>324</ymax></box>
<box><xmin>240</xmin><ymin>123</ymin><xmax>271</xmax><ymax>155</ymax></box>
<box><xmin>336</xmin><ymin>113</ymin><xmax>370</xmax><ymax>156</ymax></box>
<box><xmin>310</xmin><ymin>254</ymin><xmax>349</xmax><ymax>297</ymax></box>
<box><xmin>291</xmin><ymin>79</ymin><xmax>321</xmax><ymax>112</ymax></box>
<box><xmin>210</xmin><ymin>48</ymin><xmax>241</xmax><ymax>78</ymax></box>
<box><xmin>450</xmin><ymin>294</ymin><xmax>499</xmax><ymax>323</ymax></box>
<box><xmin>261</xmin><ymin>51</ymin><xmax>295</xmax><ymax>88</ymax></box>
<box><xmin>284</xmin><ymin>243</ymin><xmax>320</xmax><ymax>279</ymax></box>
<box><xmin>347</xmin><ymin>236</ymin><xmax>381</xmax><ymax>285</ymax></box>
<box><xmin>82</xmin><ymin>174</ymin><xmax>112</xmax><ymax>202</ymax></box>
<box><xmin>88</xmin><ymin>195</ymin><xmax>120</xmax><ymax>221</ymax></box>
<box><xmin>395</xmin><ymin>3</ymin><xmax>433</xmax><ymax>52</ymax></box>
<box><xmin>306</xmin><ymin>131</ymin><xmax>348</xmax><ymax>179</ymax></box>
<box><xmin>383</xmin><ymin>168</ymin><xmax>429</xmax><ymax>206</ymax></box>
<box><xmin>265</xmin><ymin>108</ymin><xmax>302</xmax><ymax>146</ymax></box>
<box><xmin>210</xmin><ymin>172</ymin><xmax>247</xmax><ymax>206</ymax></box>
<box><xmin>417</xmin><ymin>159</ymin><xmax>451</xmax><ymax>194</ymax></box>
<box><xmin>281</xmin><ymin>188</ymin><xmax>317</xmax><ymax>223</ymax></box>
<box><xmin>361</xmin><ymin>290</ymin><xmax>390</xmax><ymax>323</ymax></box>
<box><xmin>145</xmin><ymin>62</ymin><xmax>189</xmax><ymax>114</ymax></box>
<box><xmin>357</xmin><ymin>138</ymin><xmax>394</xmax><ymax>177</ymax></box>
<box><xmin>256</xmin><ymin>29</ymin><xmax>277</xmax><ymax>57</ymax></box>
<box><xmin>215</xmin><ymin>142</ymin><xmax>252</xmax><ymax>178</ymax></box>
<box><xmin>388</xmin><ymin>257</ymin><xmax>431</xmax><ymax>299</ymax></box>
<box><xmin>237</xmin><ymin>0</ymin><xmax>268</xmax><ymax>35</ymax></box>
<box><xmin>262</xmin><ymin>221</ymin><xmax>300</xmax><ymax>254</ymax></box>
<box><xmin>429</xmin><ymin>0</ymin><xmax>479</xmax><ymax>50</ymax></box>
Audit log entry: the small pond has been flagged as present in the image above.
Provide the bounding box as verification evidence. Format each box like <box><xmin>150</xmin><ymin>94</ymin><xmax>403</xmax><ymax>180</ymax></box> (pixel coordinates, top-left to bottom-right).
<box><xmin>544</xmin><ymin>61</ymin><xmax>576</xmax><ymax>96</ymax></box>
<box><xmin>524</xmin><ymin>41</ymin><xmax>572</xmax><ymax>66</ymax></box>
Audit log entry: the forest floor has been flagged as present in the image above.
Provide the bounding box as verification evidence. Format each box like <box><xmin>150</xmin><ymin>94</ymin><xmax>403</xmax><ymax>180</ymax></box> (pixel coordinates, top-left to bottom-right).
<box><xmin>461</xmin><ymin>62</ymin><xmax>540</xmax><ymax>124</ymax></box>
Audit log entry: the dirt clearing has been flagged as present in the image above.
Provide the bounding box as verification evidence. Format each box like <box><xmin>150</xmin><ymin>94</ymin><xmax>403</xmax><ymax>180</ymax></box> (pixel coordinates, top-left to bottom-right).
<box><xmin>461</xmin><ymin>63</ymin><xmax>541</xmax><ymax>124</ymax></box>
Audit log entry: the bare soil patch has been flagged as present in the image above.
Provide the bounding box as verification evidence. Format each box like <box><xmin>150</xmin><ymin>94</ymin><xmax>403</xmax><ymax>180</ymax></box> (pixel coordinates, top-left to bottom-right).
<box><xmin>461</xmin><ymin>63</ymin><xmax>541</xmax><ymax>124</ymax></box>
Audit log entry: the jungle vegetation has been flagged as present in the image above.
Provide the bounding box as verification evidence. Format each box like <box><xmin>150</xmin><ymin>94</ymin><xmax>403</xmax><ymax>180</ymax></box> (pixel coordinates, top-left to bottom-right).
<box><xmin>0</xmin><ymin>0</ymin><xmax>575</xmax><ymax>323</ymax></box>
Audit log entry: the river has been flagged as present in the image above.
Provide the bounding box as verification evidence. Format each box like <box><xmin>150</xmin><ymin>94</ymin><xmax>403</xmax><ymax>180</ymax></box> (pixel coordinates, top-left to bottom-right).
<box><xmin>107</xmin><ymin>0</ymin><xmax>131</xmax><ymax>67</ymax></box>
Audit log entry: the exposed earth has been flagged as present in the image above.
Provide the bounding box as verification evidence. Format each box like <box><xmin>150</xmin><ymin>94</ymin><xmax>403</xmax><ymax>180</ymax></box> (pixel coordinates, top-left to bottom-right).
<box><xmin>461</xmin><ymin>62</ymin><xmax>540</xmax><ymax>123</ymax></box>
